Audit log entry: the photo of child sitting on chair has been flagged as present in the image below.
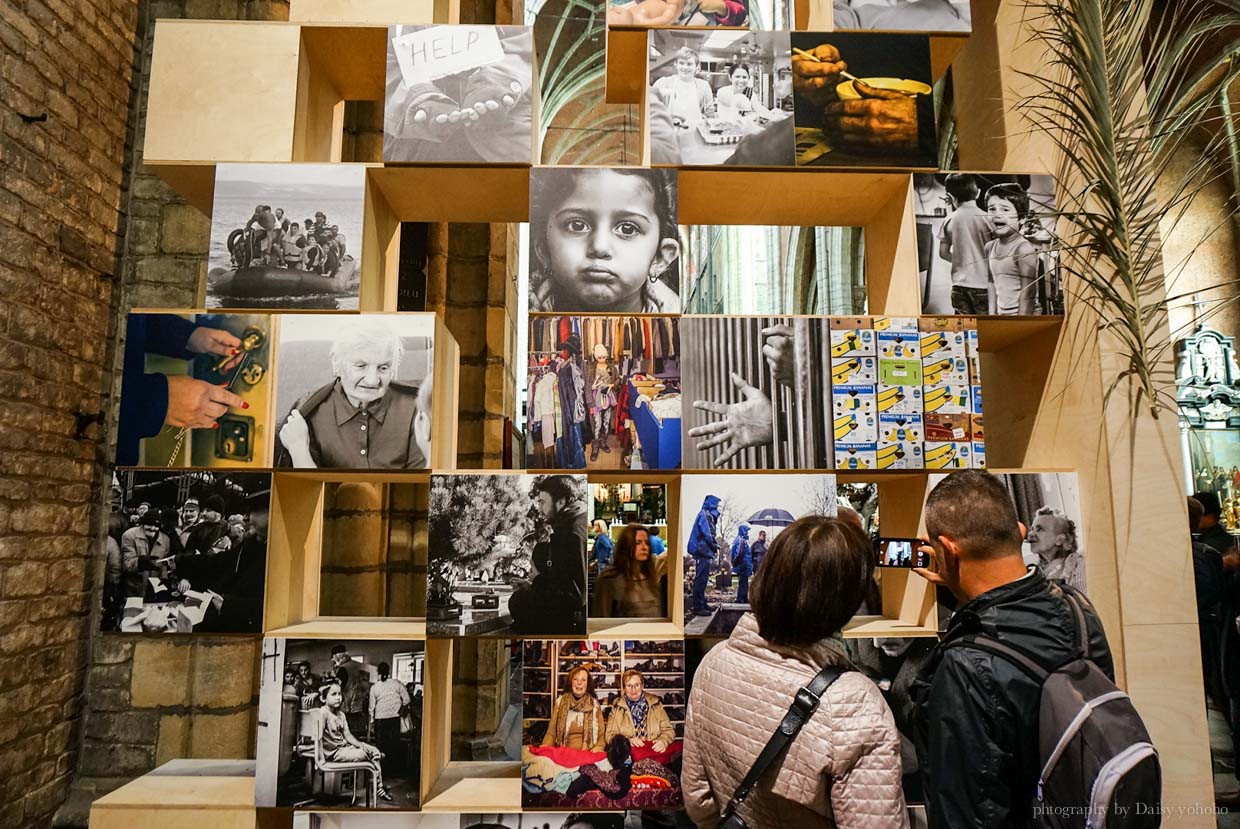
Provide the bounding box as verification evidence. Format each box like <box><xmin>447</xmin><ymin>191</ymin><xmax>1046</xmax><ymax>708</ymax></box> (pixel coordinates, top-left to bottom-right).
<box><xmin>255</xmin><ymin>638</ymin><xmax>425</xmax><ymax>811</ymax></box>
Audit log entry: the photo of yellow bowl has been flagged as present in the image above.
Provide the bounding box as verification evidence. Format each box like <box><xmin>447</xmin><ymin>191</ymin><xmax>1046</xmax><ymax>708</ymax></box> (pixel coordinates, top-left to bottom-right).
<box><xmin>836</xmin><ymin>77</ymin><xmax>933</xmax><ymax>100</ymax></box>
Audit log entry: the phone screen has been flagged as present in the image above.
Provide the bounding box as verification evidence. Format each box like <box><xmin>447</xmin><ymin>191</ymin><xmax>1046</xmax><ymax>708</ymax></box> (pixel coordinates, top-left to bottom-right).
<box><xmin>876</xmin><ymin>537</ymin><xmax>930</xmax><ymax>568</ymax></box>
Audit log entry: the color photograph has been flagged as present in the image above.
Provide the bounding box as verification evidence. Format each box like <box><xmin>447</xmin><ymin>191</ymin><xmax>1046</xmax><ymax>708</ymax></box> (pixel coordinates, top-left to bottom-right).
<box><xmin>207</xmin><ymin>163</ymin><xmax>365</xmax><ymax>310</ymax></box>
<box><xmin>791</xmin><ymin>32</ymin><xmax>937</xmax><ymax>168</ymax></box>
<box><xmin>915</xmin><ymin>173</ymin><xmax>1062</xmax><ymax>316</ymax></box>
<box><xmin>102</xmin><ymin>470</ymin><xmax>269</xmax><ymax>634</ymax></box>
<box><xmin>648</xmin><ymin>31</ymin><xmax>794</xmax><ymax>167</ymax></box>
<box><xmin>589</xmin><ymin>482</ymin><xmax>670</xmax><ymax>620</ymax></box>
<box><xmin>522</xmin><ymin>640</ymin><xmax>685</xmax><ymax>811</ymax></box>
<box><xmin>527</xmin><ymin>316</ymin><xmax>681</xmax><ymax>470</ymax></box>
<box><xmin>274</xmin><ymin>314</ymin><xmax>435</xmax><ymax>470</ymax></box>
<box><xmin>607</xmin><ymin>0</ymin><xmax>748</xmax><ymax>26</ymax></box>
<box><xmin>681</xmin><ymin>317</ymin><xmax>833</xmax><ymax>469</ymax></box>
<box><xmin>528</xmin><ymin>168</ymin><xmax>680</xmax><ymax>313</ymax></box>
<box><xmin>680</xmin><ymin>473</ymin><xmax>837</xmax><ymax>635</ymax></box>
<box><xmin>832</xmin><ymin>0</ymin><xmax>970</xmax><ymax>31</ymax></box>
<box><xmin>255</xmin><ymin>639</ymin><xmax>425</xmax><ymax>810</ymax></box>
<box><xmin>462</xmin><ymin>815</ymin><xmax>623</xmax><ymax>829</ymax></box>
<box><xmin>385</xmin><ymin>25</ymin><xmax>535</xmax><ymax>164</ymax></box>
<box><xmin>428</xmin><ymin>473</ymin><xmax>588</xmax><ymax>636</ymax></box>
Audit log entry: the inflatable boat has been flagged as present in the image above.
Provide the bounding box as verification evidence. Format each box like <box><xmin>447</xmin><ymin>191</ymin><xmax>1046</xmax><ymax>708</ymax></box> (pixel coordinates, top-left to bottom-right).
<box><xmin>207</xmin><ymin>256</ymin><xmax>359</xmax><ymax>299</ymax></box>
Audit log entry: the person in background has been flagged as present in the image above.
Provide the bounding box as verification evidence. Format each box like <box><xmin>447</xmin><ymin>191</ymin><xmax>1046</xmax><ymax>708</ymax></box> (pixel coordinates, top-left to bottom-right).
<box><xmin>511</xmin><ymin>475</ymin><xmax>588</xmax><ymax>633</ymax></box>
<box><xmin>731</xmin><ymin>524</ymin><xmax>753</xmax><ymax>604</ymax></box>
<box><xmin>1188</xmin><ymin>497</ymin><xmax>1225</xmax><ymax>705</ymax></box>
<box><xmin>543</xmin><ymin>666</ymin><xmax>605</xmax><ymax>752</ymax></box>
<box><xmin>937</xmin><ymin>173</ymin><xmax>994</xmax><ymax>316</ymax></box>
<box><xmin>176</xmin><ymin>496</ymin><xmax>200</xmax><ymax>547</ymax></box>
<box><xmin>910</xmin><ymin>470</ymin><xmax>1115</xmax><ymax>827</ymax></box>
<box><xmin>750</xmin><ymin>529</ymin><xmax>769</xmax><ymax>573</ymax></box>
<box><xmin>120</xmin><ymin>511</ymin><xmax>169</xmax><ymax>600</ymax></box>
<box><xmin>683</xmin><ymin>516</ymin><xmax>906</xmax><ymax>828</ymax></box>
<box><xmin>651</xmin><ymin>47</ymin><xmax>715</xmax><ymax>130</ymax></box>
<box><xmin>1194</xmin><ymin>490</ymin><xmax>1235</xmax><ymax>554</ymax></box>
<box><xmin>605</xmin><ymin>669</ymin><xmax>674</xmax><ymax>751</ymax></box>
<box><xmin>330</xmin><ymin>644</ymin><xmax>370</xmax><ymax>739</ymax></box>
<box><xmin>688</xmin><ymin>495</ymin><xmax>721</xmax><ymax>617</ymax></box>
<box><xmin>591</xmin><ymin>520</ymin><xmax>614</xmax><ymax>569</ymax></box>
<box><xmin>648</xmin><ymin>525</ymin><xmax>666</xmax><ymax>556</ymax></box>
<box><xmin>183</xmin><ymin>495</ymin><xmax>231</xmax><ymax>557</ymax></box>
<box><xmin>369</xmin><ymin>660</ymin><xmax>410</xmax><ymax>775</ymax></box>
<box><xmin>594</xmin><ymin>523</ymin><xmax>667</xmax><ymax>618</ymax></box>
<box><xmin>294</xmin><ymin>661</ymin><xmax>319</xmax><ymax>698</ymax></box>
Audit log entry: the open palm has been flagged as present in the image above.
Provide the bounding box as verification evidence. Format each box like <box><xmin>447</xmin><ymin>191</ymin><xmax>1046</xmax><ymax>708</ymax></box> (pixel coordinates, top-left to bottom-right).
<box><xmin>688</xmin><ymin>372</ymin><xmax>774</xmax><ymax>467</ymax></box>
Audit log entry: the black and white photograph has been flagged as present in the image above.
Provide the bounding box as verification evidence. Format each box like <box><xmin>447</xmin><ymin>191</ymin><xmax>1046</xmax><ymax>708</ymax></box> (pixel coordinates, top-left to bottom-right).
<box><xmin>293</xmin><ymin>815</ymin><xmax>456</xmax><ymax>829</ymax></box>
<box><xmin>681</xmin><ymin>316</ymin><xmax>833</xmax><ymax>470</ymax></box>
<box><xmin>791</xmin><ymin>32</ymin><xmax>937</xmax><ymax>168</ymax></box>
<box><xmin>915</xmin><ymin>173</ymin><xmax>1063</xmax><ymax>316</ymax></box>
<box><xmin>528</xmin><ymin>167</ymin><xmax>680</xmax><ymax>313</ymax></box>
<box><xmin>274</xmin><ymin>314</ymin><xmax>435</xmax><ymax>470</ymax></box>
<box><xmin>648</xmin><ymin>31</ymin><xmax>795</xmax><ymax>168</ymax></box>
<box><xmin>526</xmin><ymin>317</ymin><xmax>681</xmax><ymax>470</ymax></box>
<box><xmin>832</xmin><ymin>0</ymin><xmax>970</xmax><ymax>31</ymax></box>
<box><xmin>256</xmin><ymin>638</ymin><xmax>426</xmax><ymax>810</ymax></box>
<box><xmin>207</xmin><ymin>163</ymin><xmax>365</xmax><ymax>310</ymax></box>
<box><xmin>427</xmin><ymin>473</ymin><xmax>588</xmax><ymax>636</ymax></box>
<box><xmin>680</xmin><ymin>224</ymin><xmax>866</xmax><ymax>315</ymax></box>
<box><xmin>102</xmin><ymin>470</ymin><xmax>269</xmax><ymax>634</ymax></box>
<box><xmin>607</xmin><ymin>0</ymin><xmax>748</xmax><ymax>26</ymax></box>
<box><xmin>680</xmin><ymin>473</ymin><xmax>837</xmax><ymax>635</ymax></box>
<box><xmin>384</xmin><ymin>25</ymin><xmax>535</xmax><ymax>164</ymax></box>
<box><xmin>117</xmin><ymin>312</ymin><xmax>273</xmax><ymax>469</ymax></box>
<box><xmin>931</xmin><ymin>471</ymin><xmax>1085</xmax><ymax>592</ymax></box>
<box><xmin>462</xmin><ymin>814</ymin><xmax>624</xmax><ymax>829</ymax></box>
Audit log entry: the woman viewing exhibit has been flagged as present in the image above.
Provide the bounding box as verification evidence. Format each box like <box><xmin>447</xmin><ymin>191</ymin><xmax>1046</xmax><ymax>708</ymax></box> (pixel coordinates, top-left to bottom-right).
<box><xmin>682</xmin><ymin>516</ymin><xmax>907</xmax><ymax>827</ymax></box>
<box><xmin>593</xmin><ymin>523</ymin><xmax>668</xmax><ymax>618</ymax></box>
<box><xmin>543</xmin><ymin>666</ymin><xmax>606</xmax><ymax>752</ymax></box>
<box><xmin>605</xmin><ymin>669</ymin><xmax>675</xmax><ymax>751</ymax></box>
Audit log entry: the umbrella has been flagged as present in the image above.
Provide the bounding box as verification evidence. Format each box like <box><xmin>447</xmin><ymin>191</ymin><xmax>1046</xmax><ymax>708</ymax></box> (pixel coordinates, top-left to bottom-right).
<box><xmin>747</xmin><ymin>508</ymin><xmax>796</xmax><ymax>527</ymax></box>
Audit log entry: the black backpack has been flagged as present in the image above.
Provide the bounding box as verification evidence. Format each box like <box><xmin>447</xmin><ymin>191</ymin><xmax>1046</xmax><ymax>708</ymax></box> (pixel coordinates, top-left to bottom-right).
<box><xmin>947</xmin><ymin>589</ymin><xmax>1161</xmax><ymax>828</ymax></box>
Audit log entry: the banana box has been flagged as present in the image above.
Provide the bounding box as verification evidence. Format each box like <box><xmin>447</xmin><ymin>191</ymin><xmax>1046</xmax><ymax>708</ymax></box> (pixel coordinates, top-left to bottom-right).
<box><xmin>924</xmin><ymin>441</ymin><xmax>972</xmax><ymax>469</ymax></box>
<box><xmin>878</xmin><ymin>329</ymin><xmax>921</xmax><ymax>360</ymax></box>
<box><xmin>877</xmin><ymin>383</ymin><xmax>923</xmax><ymax>416</ymax></box>
<box><xmin>921</xmin><ymin>355</ymin><xmax>970</xmax><ymax>386</ymax></box>
<box><xmin>879</xmin><ymin>358</ymin><xmax>922</xmax><ymax>386</ymax></box>
<box><xmin>925</xmin><ymin>412</ymin><xmax>972</xmax><ymax>443</ymax></box>
<box><xmin>879</xmin><ymin>413</ymin><xmax>923</xmax><ymax>443</ymax></box>
<box><xmin>971</xmin><ymin>414</ymin><xmax>985</xmax><ymax>442</ymax></box>
<box><xmin>833</xmin><ymin>410</ymin><xmax>878</xmax><ymax>444</ymax></box>
<box><xmin>829</xmin><ymin>317</ymin><xmax>875</xmax><ymax>357</ymax></box>
<box><xmin>920</xmin><ymin>319</ymin><xmax>969</xmax><ymax>361</ymax></box>
<box><xmin>835</xmin><ymin>442</ymin><xmax>877</xmax><ymax>470</ymax></box>
<box><xmin>873</xmin><ymin>316</ymin><xmax>920</xmax><ymax>333</ymax></box>
<box><xmin>923</xmin><ymin>384</ymin><xmax>972</xmax><ymax>414</ymax></box>
<box><xmin>971</xmin><ymin>385</ymin><xmax>983</xmax><ymax>415</ymax></box>
<box><xmin>972</xmin><ymin>441</ymin><xmax>987</xmax><ymax>468</ymax></box>
<box><xmin>831</xmin><ymin>355</ymin><xmax>877</xmax><ymax>386</ymax></box>
<box><xmin>966</xmin><ymin>328</ymin><xmax>982</xmax><ymax>381</ymax></box>
<box><xmin>877</xmin><ymin>439</ymin><xmax>924</xmax><ymax>469</ymax></box>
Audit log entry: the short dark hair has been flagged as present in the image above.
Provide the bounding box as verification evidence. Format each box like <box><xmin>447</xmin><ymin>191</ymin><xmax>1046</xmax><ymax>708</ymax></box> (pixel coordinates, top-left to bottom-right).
<box><xmin>377</xmin><ymin>661</ymin><xmax>391</xmax><ymax>678</ymax></box>
<box><xmin>944</xmin><ymin>173</ymin><xmax>979</xmax><ymax>202</ymax></box>
<box><xmin>330</xmin><ymin>644</ymin><xmax>347</xmax><ymax>656</ymax></box>
<box><xmin>984</xmin><ymin>182</ymin><xmax>1030</xmax><ymax>219</ymax></box>
<box><xmin>924</xmin><ymin>470</ymin><xmax>1023</xmax><ymax>558</ymax></box>
<box><xmin>1188</xmin><ymin>497</ymin><xmax>1205</xmax><ymax>532</ymax></box>
<box><xmin>535</xmin><ymin>474</ymin><xmax>576</xmax><ymax>505</ymax></box>
<box><xmin>749</xmin><ymin>516</ymin><xmax>873</xmax><ymax>646</ymax></box>
<box><xmin>1194</xmin><ymin>490</ymin><xmax>1222</xmax><ymax>518</ymax></box>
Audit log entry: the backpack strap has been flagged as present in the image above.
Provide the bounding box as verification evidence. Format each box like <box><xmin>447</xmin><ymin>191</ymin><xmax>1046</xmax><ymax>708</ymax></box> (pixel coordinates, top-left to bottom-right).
<box><xmin>1058</xmin><ymin>586</ymin><xmax>1092</xmax><ymax>661</ymax></box>
<box><xmin>721</xmin><ymin>666</ymin><xmax>847</xmax><ymax>818</ymax></box>
<box><xmin>945</xmin><ymin>634</ymin><xmax>1051</xmax><ymax>683</ymax></box>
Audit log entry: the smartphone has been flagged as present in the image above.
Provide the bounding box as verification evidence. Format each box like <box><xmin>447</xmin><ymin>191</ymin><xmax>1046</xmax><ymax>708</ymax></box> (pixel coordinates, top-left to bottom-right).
<box><xmin>875</xmin><ymin>537</ymin><xmax>930</xmax><ymax>568</ymax></box>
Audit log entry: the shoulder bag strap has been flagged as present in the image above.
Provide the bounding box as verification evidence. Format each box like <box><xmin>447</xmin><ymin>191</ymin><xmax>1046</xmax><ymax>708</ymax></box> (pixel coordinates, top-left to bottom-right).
<box><xmin>722</xmin><ymin>666</ymin><xmax>847</xmax><ymax>818</ymax></box>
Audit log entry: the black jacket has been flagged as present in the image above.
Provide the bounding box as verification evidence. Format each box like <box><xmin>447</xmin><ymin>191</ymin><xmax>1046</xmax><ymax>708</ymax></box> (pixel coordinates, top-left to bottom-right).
<box><xmin>911</xmin><ymin>568</ymin><xmax>1114</xmax><ymax>828</ymax></box>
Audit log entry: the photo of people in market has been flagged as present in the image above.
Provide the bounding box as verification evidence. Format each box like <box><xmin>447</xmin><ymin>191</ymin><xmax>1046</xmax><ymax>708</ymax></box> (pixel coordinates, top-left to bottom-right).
<box><xmin>255</xmin><ymin>638</ymin><xmax>425</xmax><ymax>810</ymax></box>
<box><xmin>606</xmin><ymin>0</ymin><xmax>747</xmax><ymax>27</ymax></box>
<box><xmin>385</xmin><ymin>25</ymin><xmax>534</xmax><ymax>164</ymax></box>
<box><xmin>681</xmin><ymin>316</ymin><xmax>832</xmax><ymax>470</ymax></box>
<box><xmin>681</xmin><ymin>474</ymin><xmax>837</xmax><ymax>635</ymax></box>
<box><xmin>832</xmin><ymin>0</ymin><xmax>970</xmax><ymax>31</ymax></box>
<box><xmin>589</xmin><ymin>483</ymin><xmax>670</xmax><ymax>620</ymax></box>
<box><xmin>207</xmin><ymin>163</ymin><xmax>365</xmax><ymax>310</ymax></box>
<box><xmin>647</xmin><ymin>31</ymin><xmax>794</xmax><ymax>167</ymax></box>
<box><xmin>116</xmin><ymin>312</ymin><xmax>270</xmax><ymax>468</ymax></box>
<box><xmin>526</xmin><ymin>317</ymin><xmax>681</xmax><ymax>471</ymax></box>
<box><xmin>791</xmin><ymin>32</ymin><xmax>937</xmax><ymax>168</ymax></box>
<box><xmin>427</xmin><ymin>473</ymin><xmax>588</xmax><ymax>636</ymax></box>
<box><xmin>274</xmin><ymin>314</ymin><xmax>434</xmax><ymax>470</ymax></box>
<box><xmin>522</xmin><ymin>640</ymin><xmax>685</xmax><ymax>811</ymax></box>
<box><xmin>461</xmin><ymin>814</ymin><xmax>623</xmax><ymax>829</ymax></box>
<box><xmin>101</xmin><ymin>470</ymin><xmax>269</xmax><ymax>634</ymax></box>
<box><xmin>915</xmin><ymin>173</ymin><xmax>1063</xmax><ymax>316</ymax></box>
<box><xmin>528</xmin><ymin>167</ymin><xmax>680</xmax><ymax>314</ymax></box>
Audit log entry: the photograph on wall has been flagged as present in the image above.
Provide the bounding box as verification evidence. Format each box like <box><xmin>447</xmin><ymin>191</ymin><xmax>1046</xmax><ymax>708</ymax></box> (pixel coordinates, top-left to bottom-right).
<box><xmin>915</xmin><ymin>173</ymin><xmax>1062</xmax><ymax>316</ymax></box>
<box><xmin>428</xmin><ymin>473</ymin><xmax>588</xmax><ymax>636</ymax></box>
<box><xmin>102</xmin><ymin>470</ymin><xmax>269</xmax><ymax>634</ymax></box>
<box><xmin>522</xmin><ymin>639</ymin><xmax>685</xmax><ymax>811</ymax></box>
<box><xmin>589</xmin><ymin>482</ymin><xmax>670</xmax><ymax>620</ymax></box>
<box><xmin>680</xmin><ymin>473</ymin><xmax>837</xmax><ymax>635</ymax></box>
<box><xmin>385</xmin><ymin>25</ymin><xmax>535</xmax><ymax>164</ymax></box>
<box><xmin>255</xmin><ymin>638</ymin><xmax>426</xmax><ymax>810</ymax></box>
<box><xmin>680</xmin><ymin>317</ymin><xmax>832</xmax><ymax>470</ymax></box>
<box><xmin>832</xmin><ymin>0</ymin><xmax>970</xmax><ymax>31</ymax></box>
<box><xmin>117</xmin><ymin>312</ymin><xmax>272</xmax><ymax>469</ymax></box>
<box><xmin>526</xmin><ymin>316</ymin><xmax>681</xmax><ymax>471</ymax></box>
<box><xmin>930</xmin><ymin>471</ymin><xmax>1085</xmax><ymax>592</ymax></box>
<box><xmin>528</xmin><ymin>168</ymin><xmax>680</xmax><ymax>314</ymax></box>
<box><xmin>462</xmin><ymin>815</ymin><xmax>623</xmax><ymax>829</ymax></box>
<box><xmin>647</xmin><ymin>31</ymin><xmax>794</xmax><ymax>168</ymax></box>
<box><xmin>791</xmin><ymin>32</ymin><xmax>937</xmax><ymax>168</ymax></box>
<box><xmin>207</xmin><ymin>163</ymin><xmax>365</xmax><ymax>311</ymax></box>
<box><xmin>274</xmin><ymin>314</ymin><xmax>434</xmax><ymax>470</ymax></box>
<box><xmin>293</xmin><ymin>814</ymin><xmax>458</xmax><ymax>829</ymax></box>
<box><xmin>680</xmin><ymin>224</ymin><xmax>866</xmax><ymax>315</ymax></box>
<box><xmin>608</xmin><ymin>0</ymin><xmax>748</xmax><ymax>26</ymax></box>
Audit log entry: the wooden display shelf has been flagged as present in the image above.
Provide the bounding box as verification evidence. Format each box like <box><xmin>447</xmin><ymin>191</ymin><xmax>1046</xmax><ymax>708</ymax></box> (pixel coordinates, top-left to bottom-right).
<box><xmin>420</xmin><ymin>760</ymin><xmax>522</xmax><ymax>812</ymax></box>
<box><xmin>90</xmin><ymin>764</ymin><xmax>256</xmax><ymax>829</ymax></box>
<box><xmin>266</xmin><ymin>618</ymin><xmax>428</xmax><ymax>638</ymax></box>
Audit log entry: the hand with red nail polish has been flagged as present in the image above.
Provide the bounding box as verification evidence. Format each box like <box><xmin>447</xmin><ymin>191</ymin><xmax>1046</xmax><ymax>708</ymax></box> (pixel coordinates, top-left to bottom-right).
<box><xmin>165</xmin><ymin>375</ymin><xmax>246</xmax><ymax>430</ymax></box>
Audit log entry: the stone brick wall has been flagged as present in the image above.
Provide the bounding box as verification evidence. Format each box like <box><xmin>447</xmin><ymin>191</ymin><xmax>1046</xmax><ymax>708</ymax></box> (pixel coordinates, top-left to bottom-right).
<box><xmin>0</xmin><ymin>0</ymin><xmax>140</xmax><ymax>824</ymax></box>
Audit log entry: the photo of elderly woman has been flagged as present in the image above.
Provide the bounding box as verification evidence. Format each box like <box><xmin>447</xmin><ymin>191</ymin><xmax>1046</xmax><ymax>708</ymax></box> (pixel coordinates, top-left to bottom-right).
<box><xmin>384</xmin><ymin>25</ymin><xmax>535</xmax><ymax>164</ymax></box>
<box><xmin>274</xmin><ymin>314</ymin><xmax>434</xmax><ymax>470</ymax></box>
<box><xmin>255</xmin><ymin>638</ymin><xmax>425</xmax><ymax>810</ymax></box>
<box><xmin>832</xmin><ymin>0</ymin><xmax>970</xmax><ymax>31</ymax></box>
<box><xmin>522</xmin><ymin>640</ymin><xmax>684</xmax><ymax>811</ymax></box>
<box><xmin>648</xmin><ymin>31</ymin><xmax>795</xmax><ymax>167</ymax></box>
<box><xmin>528</xmin><ymin>168</ymin><xmax>680</xmax><ymax>314</ymax></box>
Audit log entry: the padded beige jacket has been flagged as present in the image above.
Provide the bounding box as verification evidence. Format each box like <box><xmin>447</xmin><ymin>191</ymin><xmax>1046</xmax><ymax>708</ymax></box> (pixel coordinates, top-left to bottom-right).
<box><xmin>683</xmin><ymin>613</ymin><xmax>908</xmax><ymax>829</ymax></box>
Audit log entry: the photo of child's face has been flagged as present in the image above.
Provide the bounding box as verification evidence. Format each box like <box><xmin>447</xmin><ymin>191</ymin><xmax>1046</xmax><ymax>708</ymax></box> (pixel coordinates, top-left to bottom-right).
<box><xmin>987</xmin><ymin>196</ymin><xmax>1019</xmax><ymax>236</ymax></box>
<box><xmin>545</xmin><ymin>170</ymin><xmax>667</xmax><ymax>311</ymax></box>
<box><xmin>323</xmin><ymin>685</ymin><xmax>342</xmax><ymax>707</ymax></box>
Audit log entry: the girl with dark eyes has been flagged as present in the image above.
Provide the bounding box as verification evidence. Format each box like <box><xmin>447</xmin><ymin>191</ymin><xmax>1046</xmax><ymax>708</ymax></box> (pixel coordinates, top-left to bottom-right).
<box><xmin>529</xmin><ymin>168</ymin><xmax>681</xmax><ymax>313</ymax></box>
